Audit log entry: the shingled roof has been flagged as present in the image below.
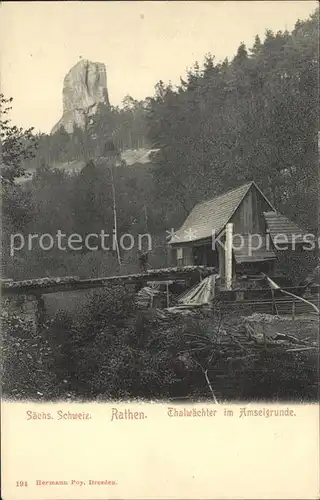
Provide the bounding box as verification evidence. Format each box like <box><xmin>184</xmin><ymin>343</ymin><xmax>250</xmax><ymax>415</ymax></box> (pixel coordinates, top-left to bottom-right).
<box><xmin>264</xmin><ymin>212</ymin><xmax>306</xmax><ymax>243</ymax></box>
<box><xmin>233</xmin><ymin>235</ymin><xmax>276</xmax><ymax>263</ymax></box>
<box><xmin>170</xmin><ymin>182</ymin><xmax>253</xmax><ymax>244</ymax></box>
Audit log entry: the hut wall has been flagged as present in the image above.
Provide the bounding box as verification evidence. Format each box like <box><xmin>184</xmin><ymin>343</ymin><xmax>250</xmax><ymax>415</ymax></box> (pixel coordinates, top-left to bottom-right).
<box><xmin>230</xmin><ymin>187</ymin><xmax>272</xmax><ymax>234</ymax></box>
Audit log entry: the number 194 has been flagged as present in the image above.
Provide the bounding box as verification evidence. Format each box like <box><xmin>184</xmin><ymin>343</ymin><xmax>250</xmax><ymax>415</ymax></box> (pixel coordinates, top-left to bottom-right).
<box><xmin>16</xmin><ymin>481</ymin><xmax>28</xmax><ymax>487</ymax></box>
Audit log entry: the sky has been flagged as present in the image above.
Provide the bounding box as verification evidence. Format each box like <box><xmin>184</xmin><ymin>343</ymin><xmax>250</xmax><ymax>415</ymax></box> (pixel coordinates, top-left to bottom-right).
<box><xmin>0</xmin><ymin>1</ymin><xmax>317</xmax><ymax>134</ymax></box>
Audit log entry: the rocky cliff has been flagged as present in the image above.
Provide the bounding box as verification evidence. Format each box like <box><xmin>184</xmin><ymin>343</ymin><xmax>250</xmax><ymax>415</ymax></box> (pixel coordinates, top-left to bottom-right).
<box><xmin>52</xmin><ymin>59</ymin><xmax>110</xmax><ymax>134</ymax></box>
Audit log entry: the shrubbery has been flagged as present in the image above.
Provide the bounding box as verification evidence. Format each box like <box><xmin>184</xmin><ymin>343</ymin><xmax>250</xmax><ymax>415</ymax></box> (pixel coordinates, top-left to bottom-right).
<box><xmin>1</xmin><ymin>307</ymin><xmax>58</xmax><ymax>399</ymax></box>
<box><xmin>1</xmin><ymin>289</ymin><xmax>318</xmax><ymax>402</ymax></box>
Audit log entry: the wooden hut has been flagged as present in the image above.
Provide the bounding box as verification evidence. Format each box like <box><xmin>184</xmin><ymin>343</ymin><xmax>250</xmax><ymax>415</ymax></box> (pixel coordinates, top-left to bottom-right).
<box><xmin>168</xmin><ymin>181</ymin><xmax>310</xmax><ymax>286</ymax></box>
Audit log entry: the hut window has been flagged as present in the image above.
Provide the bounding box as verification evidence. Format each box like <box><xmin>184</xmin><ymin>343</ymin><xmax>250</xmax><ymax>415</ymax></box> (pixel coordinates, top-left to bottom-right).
<box><xmin>177</xmin><ymin>247</ymin><xmax>183</xmax><ymax>266</ymax></box>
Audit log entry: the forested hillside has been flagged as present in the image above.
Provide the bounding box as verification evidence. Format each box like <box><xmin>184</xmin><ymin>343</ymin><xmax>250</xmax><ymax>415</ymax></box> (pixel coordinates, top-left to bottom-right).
<box><xmin>147</xmin><ymin>10</ymin><xmax>319</xmax><ymax>232</ymax></box>
<box><xmin>1</xmin><ymin>9</ymin><xmax>318</xmax><ymax>280</ymax></box>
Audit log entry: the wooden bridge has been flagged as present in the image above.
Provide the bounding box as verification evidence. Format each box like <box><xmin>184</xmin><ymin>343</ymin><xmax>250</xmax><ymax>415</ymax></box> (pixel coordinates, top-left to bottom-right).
<box><xmin>1</xmin><ymin>266</ymin><xmax>217</xmax><ymax>331</ymax></box>
<box><xmin>1</xmin><ymin>266</ymin><xmax>215</xmax><ymax>297</ymax></box>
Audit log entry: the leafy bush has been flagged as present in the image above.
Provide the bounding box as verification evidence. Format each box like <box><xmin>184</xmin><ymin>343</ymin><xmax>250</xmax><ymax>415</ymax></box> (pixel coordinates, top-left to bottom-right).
<box><xmin>1</xmin><ymin>291</ymin><xmax>318</xmax><ymax>402</ymax></box>
<box><xmin>0</xmin><ymin>308</ymin><xmax>58</xmax><ymax>399</ymax></box>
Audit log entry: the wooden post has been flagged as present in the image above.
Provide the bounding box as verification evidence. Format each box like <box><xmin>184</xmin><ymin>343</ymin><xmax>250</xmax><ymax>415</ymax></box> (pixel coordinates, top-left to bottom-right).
<box><xmin>109</xmin><ymin>164</ymin><xmax>121</xmax><ymax>269</ymax></box>
<box><xmin>292</xmin><ymin>297</ymin><xmax>296</xmax><ymax>320</ymax></box>
<box><xmin>166</xmin><ymin>282</ymin><xmax>170</xmax><ymax>308</ymax></box>
<box><xmin>225</xmin><ymin>223</ymin><xmax>233</xmax><ymax>290</ymax></box>
<box><xmin>35</xmin><ymin>295</ymin><xmax>46</xmax><ymax>332</ymax></box>
<box><xmin>143</xmin><ymin>204</ymin><xmax>148</xmax><ymax>232</ymax></box>
<box><xmin>271</xmin><ymin>289</ymin><xmax>278</xmax><ymax>315</ymax></box>
<box><xmin>263</xmin><ymin>323</ymin><xmax>267</xmax><ymax>353</ymax></box>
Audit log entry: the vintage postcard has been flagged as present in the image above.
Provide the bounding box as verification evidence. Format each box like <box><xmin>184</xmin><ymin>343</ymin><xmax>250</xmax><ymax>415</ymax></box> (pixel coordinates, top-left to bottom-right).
<box><xmin>0</xmin><ymin>1</ymin><xmax>319</xmax><ymax>499</ymax></box>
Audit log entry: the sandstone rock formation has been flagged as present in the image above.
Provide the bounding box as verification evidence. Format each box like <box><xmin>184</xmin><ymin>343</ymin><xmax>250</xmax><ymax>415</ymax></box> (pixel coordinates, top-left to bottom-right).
<box><xmin>52</xmin><ymin>59</ymin><xmax>110</xmax><ymax>134</ymax></box>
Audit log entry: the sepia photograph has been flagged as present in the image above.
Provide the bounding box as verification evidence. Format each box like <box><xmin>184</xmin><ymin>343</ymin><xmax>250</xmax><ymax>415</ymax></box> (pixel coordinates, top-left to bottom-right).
<box><xmin>1</xmin><ymin>0</ymin><xmax>319</xmax><ymax>408</ymax></box>
<box><xmin>1</xmin><ymin>3</ymin><xmax>319</xmax><ymax>499</ymax></box>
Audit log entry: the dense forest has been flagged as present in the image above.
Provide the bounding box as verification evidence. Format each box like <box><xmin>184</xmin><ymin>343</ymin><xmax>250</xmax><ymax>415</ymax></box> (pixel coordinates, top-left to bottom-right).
<box><xmin>1</xmin><ymin>9</ymin><xmax>319</xmax><ymax>280</ymax></box>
